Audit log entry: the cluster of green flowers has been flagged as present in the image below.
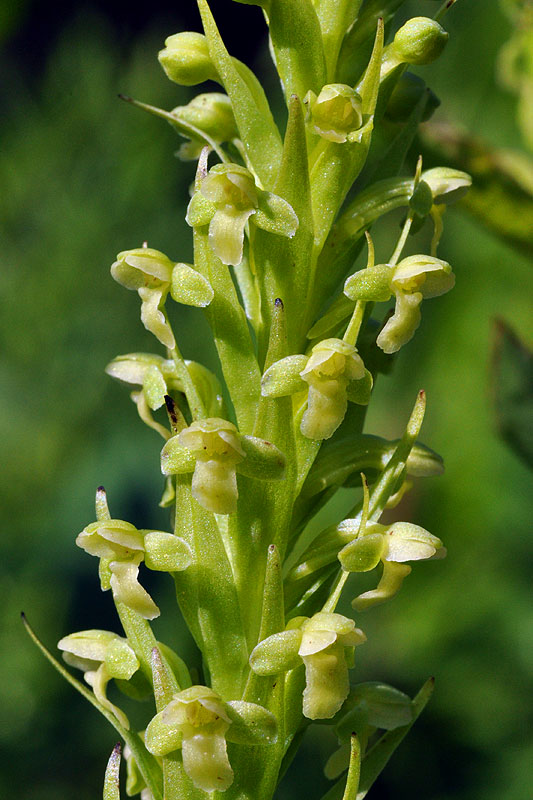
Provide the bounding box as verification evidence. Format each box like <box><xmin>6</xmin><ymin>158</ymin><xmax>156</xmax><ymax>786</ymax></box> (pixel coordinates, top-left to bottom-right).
<box><xmin>28</xmin><ymin>3</ymin><xmax>471</xmax><ymax>799</ymax></box>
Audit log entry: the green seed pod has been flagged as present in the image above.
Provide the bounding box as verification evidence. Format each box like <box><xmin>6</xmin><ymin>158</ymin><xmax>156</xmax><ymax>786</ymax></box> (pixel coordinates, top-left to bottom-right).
<box><xmin>393</xmin><ymin>17</ymin><xmax>449</xmax><ymax>66</ymax></box>
<box><xmin>158</xmin><ymin>32</ymin><xmax>219</xmax><ymax>86</ymax></box>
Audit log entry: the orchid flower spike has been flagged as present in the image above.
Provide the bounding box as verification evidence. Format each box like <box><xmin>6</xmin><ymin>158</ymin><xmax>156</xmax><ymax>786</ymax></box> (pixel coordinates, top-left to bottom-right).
<box><xmin>160</xmin><ymin>417</ymin><xmax>286</xmax><ymax>514</ymax></box>
<box><xmin>249</xmin><ymin>612</ymin><xmax>366</xmax><ymax>720</ymax></box>
<box><xmin>344</xmin><ymin>255</ymin><xmax>455</xmax><ymax>354</ymax></box>
<box><xmin>186</xmin><ymin>162</ymin><xmax>298</xmax><ymax>266</ymax></box>
<box><xmin>58</xmin><ymin>630</ymin><xmax>139</xmax><ymax>728</ymax></box>
<box><xmin>338</xmin><ymin>519</ymin><xmax>446</xmax><ymax>610</ymax></box>
<box><xmin>261</xmin><ymin>338</ymin><xmax>372</xmax><ymax>440</ymax></box>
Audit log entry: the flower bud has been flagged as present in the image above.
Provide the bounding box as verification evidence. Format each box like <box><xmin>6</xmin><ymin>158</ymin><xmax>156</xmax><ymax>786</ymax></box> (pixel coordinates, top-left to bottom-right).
<box><xmin>393</xmin><ymin>17</ymin><xmax>448</xmax><ymax>66</ymax></box>
<box><xmin>305</xmin><ymin>84</ymin><xmax>363</xmax><ymax>143</ymax></box>
<box><xmin>172</xmin><ymin>93</ymin><xmax>238</xmax><ymax>143</ymax></box>
<box><xmin>385</xmin><ymin>73</ymin><xmax>440</xmax><ymax>123</ymax></box>
<box><xmin>158</xmin><ymin>32</ymin><xmax>219</xmax><ymax>86</ymax></box>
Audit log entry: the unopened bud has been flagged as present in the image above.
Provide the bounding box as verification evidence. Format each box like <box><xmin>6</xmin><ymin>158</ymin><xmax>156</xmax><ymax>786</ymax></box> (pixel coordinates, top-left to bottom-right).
<box><xmin>158</xmin><ymin>32</ymin><xmax>219</xmax><ymax>86</ymax></box>
<box><xmin>172</xmin><ymin>93</ymin><xmax>238</xmax><ymax>142</ymax></box>
<box><xmin>393</xmin><ymin>17</ymin><xmax>448</xmax><ymax>66</ymax></box>
<box><xmin>385</xmin><ymin>73</ymin><xmax>440</xmax><ymax>123</ymax></box>
<box><xmin>305</xmin><ymin>84</ymin><xmax>363</xmax><ymax>143</ymax></box>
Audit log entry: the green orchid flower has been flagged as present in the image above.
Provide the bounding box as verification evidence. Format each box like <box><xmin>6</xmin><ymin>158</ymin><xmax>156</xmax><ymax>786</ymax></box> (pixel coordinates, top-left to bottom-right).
<box><xmin>250</xmin><ymin>612</ymin><xmax>366</xmax><ymax>720</ymax></box>
<box><xmin>160</xmin><ymin>417</ymin><xmax>286</xmax><ymax>514</ymax></box>
<box><xmin>261</xmin><ymin>338</ymin><xmax>372</xmax><ymax>440</ymax></box>
<box><xmin>144</xmin><ymin>685</ymin><xmax>277</xmax><ymax>792</ymax></box>
<box><xmin>58</xmin><ymin>630</ymin><xmax>139</xmax><ymax>728</ymax></box>
<box><xmin>344</xmin><ymin>255</ymin><xmax>455</xmax><ymax>354</ymax></box>
<box><xmin>338</xmin><ymin>519</ymin><xmax>446</xmax><ymax>610</ymax></box>
<box><xmin>111</xmin><ymin>248</ymin><xmax>213</xmax><ymax>349</ymax></box>
<box><xmin>105</xmin><ymin>352</ymin><xmax>225</xmax><ymax>429</ymax></box>
<box><xmin>76</xmin><ymin>517</ymin><xmax>191</xmax><ymax>619</ymax></box>
<box><xmin>304</xmin><ymin>83</ymin><xmax>363</xmax><ymax>143</ymax></box>
<box><xmin>186</xmin><ymin>162</ymin><xmax>298</xmax><ymax>266</ymax></box>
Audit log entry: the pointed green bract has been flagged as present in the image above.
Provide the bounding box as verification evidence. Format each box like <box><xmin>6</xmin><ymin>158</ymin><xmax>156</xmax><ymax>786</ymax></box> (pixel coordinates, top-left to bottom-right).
<box><xmin>197</xmin><ymin>0</ymin><xmax>283</xmax><ymax>188</ymax></box>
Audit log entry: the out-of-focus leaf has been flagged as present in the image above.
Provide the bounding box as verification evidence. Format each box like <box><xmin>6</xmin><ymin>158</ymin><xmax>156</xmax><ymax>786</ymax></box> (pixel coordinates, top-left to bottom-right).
<box><xmin>491</xmin><ymin>318</ymin><xmax>533</xmax><ymax>469</ymax></box>
<box><xmin>420</xmin><ymin>121</ymin><xmax>533</xmax><ymax>257</ymax></box>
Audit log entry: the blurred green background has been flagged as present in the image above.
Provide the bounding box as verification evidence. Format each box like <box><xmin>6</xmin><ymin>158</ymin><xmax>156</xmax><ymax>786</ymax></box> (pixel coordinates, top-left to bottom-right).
<box><xmin>1</xmin><ymin>1</ymin><xmax>532</xmax><ymax>798</ymax></box>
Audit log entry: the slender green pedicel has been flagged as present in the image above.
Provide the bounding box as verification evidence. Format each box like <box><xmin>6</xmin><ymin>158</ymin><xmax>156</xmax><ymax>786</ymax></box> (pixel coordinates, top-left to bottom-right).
<box><xmin>27</xmin><ymin>3</ymin><xmax>468</xmax><ymax>798</ymax></box>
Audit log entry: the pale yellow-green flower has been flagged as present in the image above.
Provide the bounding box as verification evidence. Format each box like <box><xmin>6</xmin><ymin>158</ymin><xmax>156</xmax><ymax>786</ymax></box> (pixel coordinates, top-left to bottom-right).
<box><xmin>76</xmin><ymin>518</ymin><xmax>191</xmax><ymax>619</ymax></box>
<box><xmin>261</xmin><ymin>338</ymin><xmax>372</xmax><ymax>440</ymax></box>
<box><xmin>249</xmin><ymin>612</ymin><xmax>366</xmax><ymax>720</ymax></box>
<box><xmin>160</xmin><ymin>417</ymin><xmax>286</xmax><ymax>514</ymax></box>
<box><xmin>186</xmin><ymin>163</ymin><xmax>298</xmax><ymax>266</ymax></box>
<box><xmin>344</xmin><ymin>255</ymin><xmax>455</xmax><ymax>354</ymax></box>
<box><xmin>58</xmin><ymin>630</ymin><xmax>139</xmax><ymax>728</ymax></box>
<box><xmin>338</xmin><ymin>519</ymin><xmax>445</xmax><ymax>610</ymax></box>
<box><xmin>144</xmin><ymin>686</ymin><xmax>277</xmax><ymax>792</ymax></box>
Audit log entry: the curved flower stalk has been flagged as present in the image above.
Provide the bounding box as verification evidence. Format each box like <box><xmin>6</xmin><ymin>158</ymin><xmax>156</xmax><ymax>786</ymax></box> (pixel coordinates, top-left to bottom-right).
<box><xmin>261</xmin><ymin>338</ymin><xmax>372</xmax><ymax>440</ymax></box>
<box><xmin>77</xmin><ymin>513</ymin><xmax>191</xmax><ymax>619</ymax></box>
<box><xmin>27</xmin><ymin>4</ymin><xmax>469</xmax><ymax>800</ymax></box>
<box><xmin>186</xmin><ymin>162</ymin><xmax>298</xmax><ymax>266</ymax></box>
<box><xmin>144</xmin><ymin>686</ymin><xmax>277</xmax><ymax>791</ymax></box>
<box><xmin>160</xmin><ymin>417</ymin><xmax>286</xmax><ymax>513</ymax></box>
<box><xmin>249</xmin><ymin>612</ymin><xmax>366</xmax><ymax>720</ymax></box>
<box><xmin>58</xmin><ymin>630</ymin><xmax>139</xmax><ymax>728</ymax></box>
<box><xmin>344</xmin><ymin>254</ymin><xmax>455</xmax><ymax>353</ymax></box>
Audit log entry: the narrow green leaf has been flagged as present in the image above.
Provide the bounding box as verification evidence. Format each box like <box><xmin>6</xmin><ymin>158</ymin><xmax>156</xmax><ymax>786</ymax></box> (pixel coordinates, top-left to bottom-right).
<box><xmin>118</xmin><ymin>95</ymin><xmax>228</xmax><ymax>164</ymax></box>
<box><xmin>367</xmin><ymin>390</ymin><xmax>426</xmax><ymax>519</ymax></box>
<box><xmin>315</xmin><ymin>176</ymin><xmax>413</xmax><ymax>304</ymax></box>
<box><xmin>151</xmin><ymin>647</ymin><xmax>180</xmax><ymax>710</ymax></box>
<box><xmin>103</xmin><ymin>744</ymin><xmax>122</xmax><ymax>800</ymax></box>
<box><xmin>492</xmin><ymin>319</ymin><xmax>533</xmax><ymax>468</ymax></box>
<box><xmin>253</xmin><ymin>96</ymin><xmax>314</xmax><ymax>356</ymax></box>
<box><xmin>267</xmin><ymin>0</ymin><xmax>326</xmax><ymax>100</ymax></box>
<box><xmin>337</xmin><ymin>0</ymin><xmax>405</xmax><ymax>85</ymax></box>
<box><xmin>197</xmin><ymin>0</ymin><xmax>283</xmax><ymax>188</ymax></box>
<box><xmin>22</xmin><ymin>614</ymin><xmax>163</xmax><ymax>800</ymax></box>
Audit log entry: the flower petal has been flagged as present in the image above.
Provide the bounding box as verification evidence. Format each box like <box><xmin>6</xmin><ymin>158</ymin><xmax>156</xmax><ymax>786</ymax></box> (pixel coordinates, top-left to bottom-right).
<box><xmin>208</xmin><ymin>207</ymin><xmax>254</xmax><ymax>266</ymax></box>
<box><xmin>109</xmin><ymin>560</ymin><xmax>160</xmax><ymax>620</ymax></box>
